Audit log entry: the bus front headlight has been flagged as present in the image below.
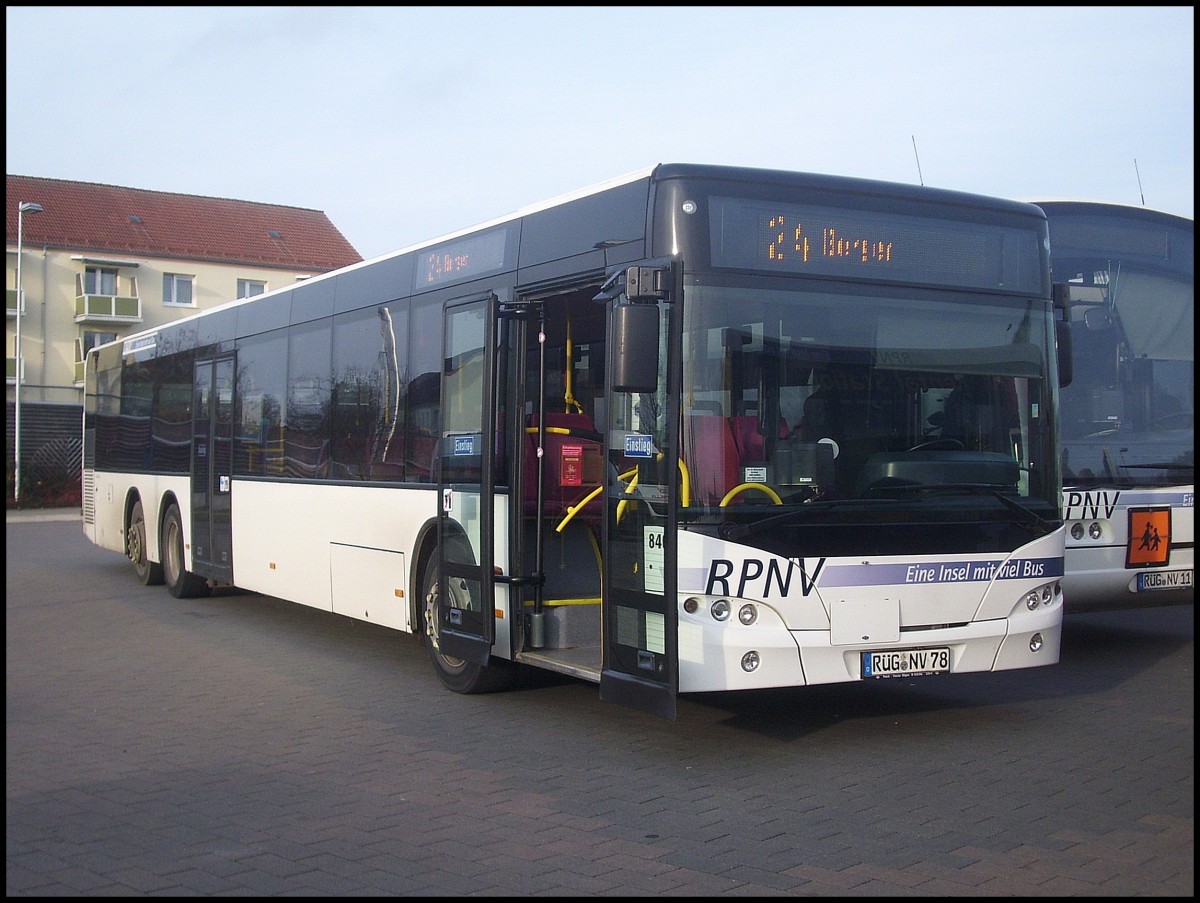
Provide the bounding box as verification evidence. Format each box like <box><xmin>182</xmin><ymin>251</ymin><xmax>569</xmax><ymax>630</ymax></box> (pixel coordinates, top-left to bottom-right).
<box><xmin>1024</xmin><ymin>579</ymin><xmax>1061</xmax><ymax>610</ymax></box>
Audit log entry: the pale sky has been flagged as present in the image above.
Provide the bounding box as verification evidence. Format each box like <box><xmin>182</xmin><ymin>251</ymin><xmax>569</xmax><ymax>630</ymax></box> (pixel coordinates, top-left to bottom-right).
<box><xmin>6</xmin><ymin>6</ymin><xmax>1194</xmax><ymax>261</ymax></box>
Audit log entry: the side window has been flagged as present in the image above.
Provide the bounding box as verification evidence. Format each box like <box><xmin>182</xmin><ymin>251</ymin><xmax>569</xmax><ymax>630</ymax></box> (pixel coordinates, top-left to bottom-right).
<box><xmin>234</xmin><ymin>331</ymin><xmax>287</xmax><ymax>476</ymax></box>
<box><xmin>407</xmin><ymin>294</ymin><xmax>441</xmax><ymax>483</ymax></box>
<box><xmin>163</xmin><ymin>273</ymin><xmax>195</xmax><ymax>307</ymax></box>
<box><xmin>237</xmin><ymin>279</ymin><xmax>266</xmax><ymax>299</ymax></box>
<box><xmin>150</xmin><ymin>355</ymin><xmax>194</xmax><ymax>473</ymax></box>
<box><xmin>286</xmin><ymin>320</ymin><xmax>332</xmax><ymax>479</ymax></box>
<box><xmin>331</xmin><ymin>302</ymin><xmax>409</xmax><ymax>481</ymax></box>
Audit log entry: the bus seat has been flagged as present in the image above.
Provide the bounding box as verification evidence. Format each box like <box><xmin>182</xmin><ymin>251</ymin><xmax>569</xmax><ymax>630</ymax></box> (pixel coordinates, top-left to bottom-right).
<box><xmin>800</xmin><ymin>380</ymin><xmax>881</xmax><ymax>497</ymax></box>
<box><xmin>684</xmin><ymin>415</ymin><xmax>740</xmax><ymax>505</ymax></box>
<box><xmin>537</xmin><ymin>411</ymin><xmax>603</xmax><ymax>441</ymax></box>
<box><xmin>524</xmin><ymin>412</ymin><xmax>604</xmax><ymax>521</ymax></box>
<box><xmin>730</xmin><ymin>414</ymin><xmax>788</xmax><ymax>463</ymax></box>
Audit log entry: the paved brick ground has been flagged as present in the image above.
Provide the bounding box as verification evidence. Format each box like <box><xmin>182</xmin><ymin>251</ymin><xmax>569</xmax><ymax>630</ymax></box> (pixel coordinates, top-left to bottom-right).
<box><xmin>6</xmin><ymin>513</ymin><xmax>1194</xmax><ymax>896</ymax></box>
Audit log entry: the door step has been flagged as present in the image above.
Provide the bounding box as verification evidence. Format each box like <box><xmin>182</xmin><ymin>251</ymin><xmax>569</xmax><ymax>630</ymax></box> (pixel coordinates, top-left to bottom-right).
<box><xmin>516</xmin><ymin>645</ymin><xmax>602</xmax><ymax>683</ymax></box>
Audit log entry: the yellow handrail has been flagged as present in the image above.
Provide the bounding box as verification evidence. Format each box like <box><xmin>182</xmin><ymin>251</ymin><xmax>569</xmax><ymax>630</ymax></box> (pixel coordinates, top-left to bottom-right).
<box><xmin>556</xmin><ymin>466</ymin><xmax>638</xmax><ymax>533</ymax></box>
<box><xmin>553</xmin><ymin>461</ymin><xmax>693</xmax><ymax>532</ymax></box>
<box><xmin>719</xmin><ymin>482</ymin><xmax>783</xmax><ymax>507</ymax></box>
<box><xmin>563</xmin><ymin>320</ymin><xmax>583</xmax><ymax>414</ymax></box>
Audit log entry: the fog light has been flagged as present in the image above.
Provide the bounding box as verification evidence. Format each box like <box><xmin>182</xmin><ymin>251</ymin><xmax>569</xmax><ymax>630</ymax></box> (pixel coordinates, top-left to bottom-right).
<box><xmin>683</xmin><ymin>597</ymin><xmax>699</xmax><ymax>614</ymax></box>
<box><xmin>1030</xmin><ymin>632</ymin><xmax>1044</xmax><ymax>652</ymax></box>
<box><xmin>1088</xmin><ymin>522</ymin><xmax>1103</xmax><ymax>540</ymax></box>
<box><xmin>1070</xmin><ymin>522</ymin><xmax>1084</xmax><ymax>540</ymax></box>
<box><xmin>741</xmin><ymin>650</ymin><xmax>760</xmax><ymax>671</ymax></box>
<box><xmin>711</xmin><ymin>599</ymin><xmax>730</xmax><ymax>621</ymax></box>
<box><xmin>738</xmin><ymin>603</ymin><xmax>757</xmax><ymax>625</ymax></box>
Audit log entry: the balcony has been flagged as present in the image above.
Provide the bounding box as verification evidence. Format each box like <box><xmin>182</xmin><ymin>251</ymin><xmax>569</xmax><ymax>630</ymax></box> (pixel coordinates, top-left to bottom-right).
<box><xmin>74</xmin><ymin>270</ymin><xmax>141</xmax><ymax>325</ymax></box>
<box><xmin>6</xmin><ymin>288</ymin><xmax>19</xmax><ymax>318</ymax></box>
<box><xmin>74</xmin><ymin>292</ymin><xmax>142</xmax><ymax>324</ymax></box>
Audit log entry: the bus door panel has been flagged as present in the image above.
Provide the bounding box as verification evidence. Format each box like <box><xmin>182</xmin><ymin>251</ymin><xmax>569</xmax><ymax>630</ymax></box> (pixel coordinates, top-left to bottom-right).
<box><xmin>436</xmin><ymin>295</ymin><xmax>499</xmax><ymax>664</ymax></box>
<box><xmin>190</xmin><ymin>355</ymin><xmax>234</xmax><ymax>583</ymax></box>
<box><xmin>599</xmin><ymin>262</ymin><xmax>680</xmax><ymax>720</ymax></box>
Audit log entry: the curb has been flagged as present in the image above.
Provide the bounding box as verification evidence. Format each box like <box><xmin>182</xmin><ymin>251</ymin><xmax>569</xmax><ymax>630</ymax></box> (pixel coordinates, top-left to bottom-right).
<box><xmin>6</xmin><ymin>508</ymin><xmax>81</xmax><ymax>524</ymax></box>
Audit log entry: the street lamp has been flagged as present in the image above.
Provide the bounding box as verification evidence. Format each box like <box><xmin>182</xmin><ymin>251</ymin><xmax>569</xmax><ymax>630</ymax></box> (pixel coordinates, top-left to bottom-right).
<box><xmin>14</xmin><ymin>200</ymin><xmax>44</xmax><ymax>502</ymax></box>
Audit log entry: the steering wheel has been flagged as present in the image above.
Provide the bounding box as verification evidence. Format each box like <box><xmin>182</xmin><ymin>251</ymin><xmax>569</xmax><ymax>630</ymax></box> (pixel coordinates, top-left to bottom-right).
<box><xmin>909</xmin><ymin>438</ymin><xmax>965</xmax><ymax>451</ymax></box>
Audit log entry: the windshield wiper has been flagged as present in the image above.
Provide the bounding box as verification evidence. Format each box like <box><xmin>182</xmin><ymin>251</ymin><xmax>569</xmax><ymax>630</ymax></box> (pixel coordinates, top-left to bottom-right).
<box><xmin>985</xmin><ymin>488</ymin><xmax>1055</xmax><ymax>535</ymax></box>
<box><xmin>894</xmin><ymin>483</ymin><xmax>1052</xmax><ymax>535</ymax></box>
<box><xmin>1119</xmin><ymin>462</ymin><xmax>1193</xmax><ymax>471</ymax></box>
<box><xmin>718</xmin><ymin>483</ymin><xmax>1053</xmax><ymax>541</ymax></box>
<box><xmin>717</xmin><ymin>499</ymin><xmax>841</xmax><ymax>541</ymax></box>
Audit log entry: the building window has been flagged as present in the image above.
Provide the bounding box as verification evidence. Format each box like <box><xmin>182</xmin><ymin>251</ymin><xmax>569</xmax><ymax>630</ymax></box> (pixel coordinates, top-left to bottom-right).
<box><xmin>163</xmin><ymin>273</ymin><xmax>194</xmax><ymax>307</ymax></box>
<box><xmin>82</xmin><ymin>330</ymin><xmax>119</xmax><ymax>355</ymax></box>
<box><xmin>85</xmin><ymin>266</ymin><xmax>118</xmax><ymax>296</ymax></box>
<box><xmin>237</xmin><ymin>279</ymin><xmax>267</xmax><ymax>299</ymax></box>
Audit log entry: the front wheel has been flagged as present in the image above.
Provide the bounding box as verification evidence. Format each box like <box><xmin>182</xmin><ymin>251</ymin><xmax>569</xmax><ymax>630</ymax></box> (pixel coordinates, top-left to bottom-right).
<box><xmin>161</xmin><ymin>503</ymin><xmax>210</xmax><ymax>599</ymax></box>
<box><xmin>128</xmin><ymin>499</ymin><xmax>164</xmax><ymax>586</ymax></box>
<box><xmin>419</xmin><ymin>551</ymin><xmax>513</xmax><ymax>694</ymax></box>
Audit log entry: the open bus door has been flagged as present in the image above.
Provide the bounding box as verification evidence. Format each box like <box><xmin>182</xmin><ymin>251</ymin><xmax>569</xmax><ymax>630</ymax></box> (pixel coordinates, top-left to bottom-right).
<box><xmin>598</xmin><ymin>262</ymin><xmax>681</xmax><ymax>720</ymax></box>
<box><xmin>435</xmin><ymin>294</ymin><xmax>501</xmax><ymax>665</ymax></box>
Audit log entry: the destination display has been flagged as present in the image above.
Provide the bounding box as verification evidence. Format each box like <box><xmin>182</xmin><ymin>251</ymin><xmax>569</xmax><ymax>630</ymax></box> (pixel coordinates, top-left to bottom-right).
<box><xmin>418</xmin><ymin>228</ymin><xmax>509</xmax><ymax>287</ymax></box>
<box><xmin>709</xmin><ymin>196</ymin><xmax>1044</xmax><ymax>294</ymax></box>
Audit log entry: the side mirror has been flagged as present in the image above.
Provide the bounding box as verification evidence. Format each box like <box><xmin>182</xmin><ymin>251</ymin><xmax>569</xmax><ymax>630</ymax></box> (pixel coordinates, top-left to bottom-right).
<box><xmin>1055</xmin><ymin>319</ymin><xmax>1073</xmax><ymax>389</ymax></box>
<box><xmin>612</xmin><ymin>302</ymin><xmax>659</xmax><ymax>393</ymax></box>
<box><xmin>1052</xmin><ymin>283</ymin><xmax>1073</xmax><ymax>389</ymax></box>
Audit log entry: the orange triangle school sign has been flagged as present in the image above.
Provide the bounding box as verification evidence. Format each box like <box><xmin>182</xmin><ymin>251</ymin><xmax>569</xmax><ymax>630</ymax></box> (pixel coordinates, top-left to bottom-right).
<box><xmin>1126</xmin><ymin>507</ymin><xmax>1171</xmax><ymax>568</ymax></box>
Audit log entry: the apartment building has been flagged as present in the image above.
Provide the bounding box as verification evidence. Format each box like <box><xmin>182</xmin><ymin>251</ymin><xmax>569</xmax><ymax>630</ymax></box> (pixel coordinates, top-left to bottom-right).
<box><xmin>7</xmin><ymin>175</ymin><xmax>362</xmax><ymax>495</ymax></box>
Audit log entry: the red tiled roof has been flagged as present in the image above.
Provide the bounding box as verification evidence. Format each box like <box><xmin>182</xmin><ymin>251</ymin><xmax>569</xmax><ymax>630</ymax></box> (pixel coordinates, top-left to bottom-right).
<box><xmin>7</xmin><ymin>174</ymin><xmax>362</xmax><ymax>271</ymax></box>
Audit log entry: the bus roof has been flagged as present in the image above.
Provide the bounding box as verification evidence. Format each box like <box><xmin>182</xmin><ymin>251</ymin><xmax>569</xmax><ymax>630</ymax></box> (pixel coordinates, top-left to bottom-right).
<box><xmin>1030</xmin><ymin>198</ymin><xmax>1194</xmax><ymax>226</ymax></box>
<box><xmin>104</xmin><ymin>163</ymin><xmax>1049</xmax><ymax>354</ymax></box>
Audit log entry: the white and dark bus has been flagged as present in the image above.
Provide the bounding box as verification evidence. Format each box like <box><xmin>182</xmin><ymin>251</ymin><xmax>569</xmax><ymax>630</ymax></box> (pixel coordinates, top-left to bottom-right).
<box><xmin>1038</xmin><ymin>200</ymin><xmax>1193</xmax><ymax>610</ymax></box>
<box><xmin>83</xmin><ymin>164</ymin><xmax>1068</xmax><ymax>719</ymax></box>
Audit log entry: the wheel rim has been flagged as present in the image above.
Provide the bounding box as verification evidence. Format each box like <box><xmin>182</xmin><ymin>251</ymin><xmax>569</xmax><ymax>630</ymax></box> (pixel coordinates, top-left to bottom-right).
<box><xmin>129</xmin><ymin>518</ymin><xmax>146</xmax><ymax>567</ymax></box>
<box><xmin>164</xmin><ymin>518</ymin><xmax>182</xmax><ymax>585</ymax></box>
<box><xmin>423</xmin><ymin>579</ymin><xmax>468</xmax><ymax>671</ymax></box>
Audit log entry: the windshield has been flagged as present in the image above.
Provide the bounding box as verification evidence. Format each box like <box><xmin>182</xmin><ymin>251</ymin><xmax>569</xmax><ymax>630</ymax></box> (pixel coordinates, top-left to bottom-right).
<box><xmin>1058</xmin><ymin>265</ymin><xmax>1194</xmax><ymax>489</ymax></box>
<box><xmin>675</xmin><ymin>279</ymin><xmax>1059</xmax><ymax>552</ymax></box>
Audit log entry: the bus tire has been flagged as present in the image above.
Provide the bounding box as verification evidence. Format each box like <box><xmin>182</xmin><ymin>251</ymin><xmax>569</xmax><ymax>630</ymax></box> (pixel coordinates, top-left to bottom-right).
<box><xmin>419</xmin><ymin>551</ymin><xmax>513</xmax><ymax>694</ymax></box>
<box><xmin>162</xmin><ymin>503</ymin><xmax>210</xmax><ymax>599</ymax></box>
<box><xmin>129</xmin><ymin>499</ymin><xmax>164</xmax><ymax>586</ymax></box>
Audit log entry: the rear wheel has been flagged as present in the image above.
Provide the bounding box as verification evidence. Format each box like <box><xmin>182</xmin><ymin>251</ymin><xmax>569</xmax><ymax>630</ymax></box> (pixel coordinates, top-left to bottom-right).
<box><xmin>162</xmin><ymin>503</ymin><xmax>210</xmax><ymax>599</ymax></box>
<box><xmin>128</xmin><ymin>499</ymin><xmax>164</xmax><ymax>586</ymax></box>
<box><xmin>419</xmin><ymin>550</ymin><xmax>513</xmax><ymax>694</ymax></box>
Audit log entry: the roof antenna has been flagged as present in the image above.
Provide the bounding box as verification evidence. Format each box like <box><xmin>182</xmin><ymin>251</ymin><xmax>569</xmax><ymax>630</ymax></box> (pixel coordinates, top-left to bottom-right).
<box><xmin>1133</xmin><ymin>158</ymin><xmax>1145</xmax><ymax>206</ymax></box>
<box><xmin>911</xmin><ymin>135</ymin><xmax>924</xmax><ymax>186</ymax></box>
